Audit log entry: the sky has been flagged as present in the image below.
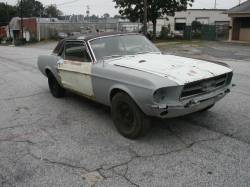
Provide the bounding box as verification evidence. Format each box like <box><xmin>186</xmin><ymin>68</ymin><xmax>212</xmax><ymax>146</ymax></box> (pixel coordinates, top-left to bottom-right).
<box><xmin>0</xmin><ymin>0</ymin><xmax>247</xmax><ymax>16</ymax></box>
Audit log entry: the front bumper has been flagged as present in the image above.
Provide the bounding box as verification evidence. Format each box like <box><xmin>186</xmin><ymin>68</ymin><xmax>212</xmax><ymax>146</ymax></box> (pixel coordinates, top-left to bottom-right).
<box><xmin>148</xmin><ymin>87</ymin><xmax>231</xmax><ymax>119</ymax></box>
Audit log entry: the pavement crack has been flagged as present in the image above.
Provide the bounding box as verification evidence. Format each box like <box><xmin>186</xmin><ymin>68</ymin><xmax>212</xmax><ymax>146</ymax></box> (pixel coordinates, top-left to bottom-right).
<box><xmin>0</xmin><ymin>124</ymin><xmax>27</xmax><ymax>131</ymax></box>
<box><xmin>183</xmin><ymin>117</ymin><xmax>250</xmax><ymax>145</ymax></box>
<box><xmin>0</xmin><ymin>139</ymin><xmax>36</xmax><ymax>145</ymax></box>
<box><xmin>165</xmin><ymin>123</ymin><xmax>224</xmax><ymax>148</ymax></box>
<box><xmin>186</xmin><ymin>135</ymin><xmax>224</xmax><ymax>148</ymax></box>
<box><xmin>1</xmin><ymin>92</ymin><xmax>48</xmax><ymax>101</ymax></box>
<box><xmin>28</xmin><ymin>152</ymin><xmax>89</xmax><ymax>172</ymax></box>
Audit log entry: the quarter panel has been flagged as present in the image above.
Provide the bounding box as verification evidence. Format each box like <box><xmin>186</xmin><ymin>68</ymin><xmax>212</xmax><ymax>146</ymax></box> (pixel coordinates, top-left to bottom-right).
<box><xmin>37</xmin><ymin>55</ymin><xmax>61</xmax><ymax>81</ymax></box>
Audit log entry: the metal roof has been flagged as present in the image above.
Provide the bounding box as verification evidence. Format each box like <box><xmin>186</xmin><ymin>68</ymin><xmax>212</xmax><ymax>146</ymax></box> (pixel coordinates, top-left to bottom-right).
<box><xmin>227</xmin><ymin>0</ymin><xmax>250</xmax><ymax>14</ymax></box>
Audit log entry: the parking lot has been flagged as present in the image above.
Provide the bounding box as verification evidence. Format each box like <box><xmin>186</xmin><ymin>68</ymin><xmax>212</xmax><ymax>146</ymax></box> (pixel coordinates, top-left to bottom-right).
<box><xmin>0</xmin><ymin>41</ymin><xmax>250</xmax><ymax>187</ymax></box>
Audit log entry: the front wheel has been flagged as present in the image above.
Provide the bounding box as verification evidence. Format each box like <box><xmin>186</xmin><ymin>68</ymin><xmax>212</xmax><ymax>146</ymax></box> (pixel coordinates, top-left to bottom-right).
<box><xmin>48</xmin><ymin>74</ymin><xmax>65</xmax><ymax>98</ymax></box>
<box><xmin>111</xmin><ymin>92</ymin><xmax>151</xmax><ymax>139</ymax></box>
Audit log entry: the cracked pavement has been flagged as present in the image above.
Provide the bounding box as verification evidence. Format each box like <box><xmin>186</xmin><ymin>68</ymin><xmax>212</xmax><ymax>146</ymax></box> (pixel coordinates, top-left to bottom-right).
<box><xmin>0</xmin><ymin>41</ymin><xmax>250</xmax><ymax>187</ymax></box>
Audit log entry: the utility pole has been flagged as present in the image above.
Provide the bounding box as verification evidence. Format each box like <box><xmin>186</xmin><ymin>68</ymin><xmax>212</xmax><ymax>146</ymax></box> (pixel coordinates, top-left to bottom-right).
<box><xmin>6</xmin><ymin>2</ymin><xmax>11</xmax><ymax>39</ymax></box>
<box><xmin>20</xmin><ymin>0</ymin><xmax>24</xmax><ymax>39</ymax></box>
<box><xmin>143</xmin><ymin>0</ymin><xmax>147</xmax><ymax>36</ymax></box>
<box><xmin>214</xmin><ymin>0</ymin><xmax>217</xmax><ymax>9</ymax></box>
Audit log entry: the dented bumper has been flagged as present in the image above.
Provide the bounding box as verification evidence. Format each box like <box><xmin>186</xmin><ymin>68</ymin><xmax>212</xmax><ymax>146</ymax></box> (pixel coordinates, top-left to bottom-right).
<box><xmin>149</xmin><ymin>87</ymin><xmax>231</xmax><ymax>119</ymax></box>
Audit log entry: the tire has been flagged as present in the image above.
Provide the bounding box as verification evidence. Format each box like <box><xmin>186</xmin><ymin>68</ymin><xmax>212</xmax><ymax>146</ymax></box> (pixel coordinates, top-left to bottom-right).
<box><xmin>48</xmin><ymin>74</ymin><xmax>65</xmax><ymax>98</ymax></box>
<box><xmin>111</xmin><ymin>92</ymin><xmax>151</xmax><ymax>139</ymax></box>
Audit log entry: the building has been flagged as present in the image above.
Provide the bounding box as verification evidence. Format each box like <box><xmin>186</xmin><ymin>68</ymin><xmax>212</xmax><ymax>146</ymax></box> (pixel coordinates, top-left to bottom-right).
<box><xmin>0</xmin><ymin>26</ymin><xmax>7</xmax><ymax>39</ymax></box>
<box><xmin>228</xmin><ymin>0</ymin><xmax>250</xmax><ymax>42</ymax></box>
<box><xmin>9</xmin><ymin>17</ymin><xmax>38</xmax><ymax>41</ymax></box>
<box><xmin>154</xmin><ymin>9</ymin><xmax>230</xmax><ymax>35</ymax></box>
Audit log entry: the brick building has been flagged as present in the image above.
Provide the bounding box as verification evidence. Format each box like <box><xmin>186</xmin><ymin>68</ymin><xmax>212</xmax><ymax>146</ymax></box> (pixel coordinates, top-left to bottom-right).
<box><xmin>9</xmin><ymin>17</ymin><xmax>37</xmax><ymax>41</ymax></box>
<box><xmin>0</xmin><ymin>26</ymin><xmax>7</xmax><ymax>39</ymax></box>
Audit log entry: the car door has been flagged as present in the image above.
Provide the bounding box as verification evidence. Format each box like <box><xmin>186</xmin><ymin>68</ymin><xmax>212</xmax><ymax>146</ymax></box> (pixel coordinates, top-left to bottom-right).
<box><xmin>58</xmin><ymin>41</ymin><xmax>94</xmax><ymax>98</ymax></box>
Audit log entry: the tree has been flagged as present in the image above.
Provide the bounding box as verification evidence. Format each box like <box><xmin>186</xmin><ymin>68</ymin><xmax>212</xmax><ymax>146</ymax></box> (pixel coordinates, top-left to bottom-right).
<box><xmin>89</xmin><ymin>14</ymin><xmax>99</xmax><ymax>22</ymax></box>
<box><xmin>17</xmin><ymin>0</ymin><xmax>44</xmax><ymax>17</ymax></box>
<box><xmin>103</xmin><ymin>13</ymin><xmax>110</xmax><ymax>18</ymax></box>
<box><xmin>191</xmin><ymin>20</ymin><xmax>202</xmax><ymax>33</ymax></box>
<box><xmin>114</xmin><ymin>14</ymin><xmax>121</xmax><ymax>19</ymax></box>
<box><xmin>45</xmin><ymin>5</ymin><xmax>63</xmax><ymax>18</ymax></box>
<box><xmin>0</xmin><ymin>3</ymin><xmax>17</xmax><ymax>26</ymax></box>
<box><xmin>114</xmin><ymin>0</ymin><xmax>194</xmax><ymax>39</ymax></box>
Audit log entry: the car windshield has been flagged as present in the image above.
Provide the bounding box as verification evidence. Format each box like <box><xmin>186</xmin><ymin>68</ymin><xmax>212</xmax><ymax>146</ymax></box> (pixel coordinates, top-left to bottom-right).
<box><xmin>89</xmin><ymin>34</ymin><xmax>160</xmax><ymax>61</ymax></box>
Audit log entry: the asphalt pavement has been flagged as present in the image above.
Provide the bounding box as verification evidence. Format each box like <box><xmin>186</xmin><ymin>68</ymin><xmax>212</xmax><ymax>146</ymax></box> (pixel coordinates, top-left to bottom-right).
<box><xmin>0</xmin><ymin>41</ymin><xmax>249</xmax><ymax>187</ymax></box>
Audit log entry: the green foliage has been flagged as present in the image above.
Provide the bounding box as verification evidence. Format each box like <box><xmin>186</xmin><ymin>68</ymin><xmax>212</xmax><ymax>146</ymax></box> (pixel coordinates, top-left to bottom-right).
<box><xmin>44</xmin><ymin>5</ymin><xmax>62</xmax><ymax>18</ymax></box>
<box><xmin>113</xmin><ymin>0</ymin><xmax>194</xmax><ymax>38</ymax></box>
<box><xmin>17</xmin><ymin>0</ymin><xmax>44</xmax><ymax>17</ymax></box>
<box><xmin>103</xmin><ymin>13</ymin><xmax>110</xmax><ymax>18</ymax></box>
<box><xmin>191</xmin><ymin>20</ymin><xmax>202</xmax><ymax>33</ymax></box>
<box><xmin>114</xmin><ymin>15</ymin><xmax>121</xmax><ymax>19</ymax></box>
<box><xmin>0</xmin><ymin>3</ymin><xmax>18</xmax><ymax>26</ymax></box>
<box><xmin>14</xmin><ymin>38</ymin><xmax>26</xmax><ymax>46</ymax></box>
<box><xmin>160</xmin><ymin>25</ymin><xmax>171</xmax><ymax>39</ymax></box>
<box><xmin>16</xmin><ymin>0</ymin><xmax>63</xmax><ymax>18</ymax></box>
<box><xmin>0</xmin><ymin>0</ymin><xmax>64</xmax><ymax>27</ymax></box>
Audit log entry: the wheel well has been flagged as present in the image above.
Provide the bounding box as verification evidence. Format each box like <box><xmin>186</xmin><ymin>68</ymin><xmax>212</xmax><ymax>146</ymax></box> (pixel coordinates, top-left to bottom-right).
<box><xmin>45</xmin><ymin>69</ymin><xmax>53</xmax><ymax>77</ymax></box>
<box><xmin>110</xmin><ymin>88</ymin><xmax>126</xmax><ymax>101</ymax></box>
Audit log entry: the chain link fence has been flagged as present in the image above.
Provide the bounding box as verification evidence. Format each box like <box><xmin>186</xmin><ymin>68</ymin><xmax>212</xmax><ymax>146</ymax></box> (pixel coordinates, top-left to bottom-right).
<box><xmin>38</xmin><ymin>22</ymin><xmax>142</xmax><ymax>40</ymax></box>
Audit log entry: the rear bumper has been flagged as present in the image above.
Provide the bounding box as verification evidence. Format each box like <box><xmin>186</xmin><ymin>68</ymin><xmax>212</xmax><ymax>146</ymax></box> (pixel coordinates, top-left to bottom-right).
<box><xmin>148</xmin><ymin>87</ymin><xmax>231</xmax><ymax>119</ymax></box>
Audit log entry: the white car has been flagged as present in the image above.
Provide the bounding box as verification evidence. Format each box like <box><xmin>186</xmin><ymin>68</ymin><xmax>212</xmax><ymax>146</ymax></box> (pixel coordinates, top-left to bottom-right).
<box><xmin>38</xmin><ymin>32</ymin><xmax>233</xmax><ymax>139</ymax></box>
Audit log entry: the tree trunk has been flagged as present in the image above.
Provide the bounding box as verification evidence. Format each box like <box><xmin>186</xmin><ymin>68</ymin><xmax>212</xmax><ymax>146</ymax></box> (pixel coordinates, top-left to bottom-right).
<box><xmin>152</xmin><ymin>19</ymin><xmax>157</xmax><ymax>40</ymax></box>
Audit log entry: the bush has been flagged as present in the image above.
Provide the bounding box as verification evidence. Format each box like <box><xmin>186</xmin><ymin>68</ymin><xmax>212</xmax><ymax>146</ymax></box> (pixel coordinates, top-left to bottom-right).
<box><xmin>160</xmin><ymin>26</ymin><xmax>170</xmax><ymax>39</ymax></box>
<box><xmin>14</xmin><ymin>38</ymin><xmax>26</xmax><ymax>46</ymax></box>
<box><xmin>192</xmin><ymin>21</ymin><xmax>202</xmax><ymax>33</ymax></box>
<box><xmin>192</xmin><ymin>32</ymin><xmax>201</xmax><ymax>39</ymax></box>
<box><xmin>28</xmin><ymin>38</ymin><xmax>38</xmax><ymax>43</ymax></box>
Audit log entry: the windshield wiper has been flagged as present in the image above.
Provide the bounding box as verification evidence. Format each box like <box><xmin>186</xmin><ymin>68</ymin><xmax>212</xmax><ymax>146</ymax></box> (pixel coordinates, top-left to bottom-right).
<box><xmin>102</xmin><ymin>55</ymin><xmax>124</xmax><ymax>60</ymax></box>
<box><xmin>134</xmin><ymin>51</ymin><xmax>161</xmax><ymax>55</ymax></box>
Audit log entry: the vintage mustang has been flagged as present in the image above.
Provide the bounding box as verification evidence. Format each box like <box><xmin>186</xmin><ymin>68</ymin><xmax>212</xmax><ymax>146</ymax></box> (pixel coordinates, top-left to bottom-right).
<box><xmin>38</xmin><ymin>32</ymin><xmax>233</xmax><ymax>139</ymax></box>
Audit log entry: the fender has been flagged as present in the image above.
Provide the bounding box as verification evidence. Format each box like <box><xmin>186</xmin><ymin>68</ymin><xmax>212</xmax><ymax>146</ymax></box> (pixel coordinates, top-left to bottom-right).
<box><xmin>108</xmin><ymin>84</ymin><xmax>144</xmax><ymax>111</ymax></box>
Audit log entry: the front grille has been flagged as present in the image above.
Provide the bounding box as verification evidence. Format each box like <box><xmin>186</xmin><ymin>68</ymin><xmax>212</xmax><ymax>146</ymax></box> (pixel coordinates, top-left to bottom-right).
<box><xmin>181</xmin><ymin>72</ymin><xmax>232</xmax><ymax>99</ymax></box>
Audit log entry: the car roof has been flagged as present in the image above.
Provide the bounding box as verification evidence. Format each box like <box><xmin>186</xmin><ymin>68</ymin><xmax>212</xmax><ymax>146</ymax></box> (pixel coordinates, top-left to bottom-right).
<box><xmin>66</xmin><ymin>32</ymin><xmax>141</xmax><ymax>42</ymax></box>
<box><xmin>53</xmin><ymin>32</ymin><xmax>142</xmax><ymax>56</ymax></box>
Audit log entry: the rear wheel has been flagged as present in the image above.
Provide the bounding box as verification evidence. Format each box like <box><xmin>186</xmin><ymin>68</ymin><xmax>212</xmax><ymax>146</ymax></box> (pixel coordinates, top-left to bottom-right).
<box><xmin>48</xmin><ymin>74</ymin><xmax>65</xmax><ymax>98</ymax></box>
<box><xmin>111</xmin><ymin>92</ymin><xmax>151</xmax><ymax>139</ymax></box>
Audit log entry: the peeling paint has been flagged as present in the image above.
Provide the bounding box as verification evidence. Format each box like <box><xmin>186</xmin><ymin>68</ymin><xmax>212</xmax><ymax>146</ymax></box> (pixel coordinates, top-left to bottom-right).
<box><xmin>108</xmin><ymin>54</ymin><xmax>232</xmax><ymax>85</ymax></box>
<box><xmin>58</xmin><ymin>60</ymin><xmax>94</xmax><ymax>97</ymax></box>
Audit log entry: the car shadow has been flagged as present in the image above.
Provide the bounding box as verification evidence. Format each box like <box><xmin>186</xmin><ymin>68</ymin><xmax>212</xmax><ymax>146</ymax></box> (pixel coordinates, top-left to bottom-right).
<box><xmin>64</xmin><ymin>91</ymin><xmax>216</xmax><ymax>143</ymax></box>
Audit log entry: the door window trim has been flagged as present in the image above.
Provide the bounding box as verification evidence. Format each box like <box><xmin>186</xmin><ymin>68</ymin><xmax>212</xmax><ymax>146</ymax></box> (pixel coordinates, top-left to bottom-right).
<box><xmin>62</xmin><ymin>40</ymin><xmax>94</xmax><ymax>63</ymax></box>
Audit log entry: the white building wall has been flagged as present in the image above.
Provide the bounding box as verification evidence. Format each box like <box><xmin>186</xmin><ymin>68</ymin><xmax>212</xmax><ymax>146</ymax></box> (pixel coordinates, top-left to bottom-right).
<box><xmin>156</xmin><ymin>9</ymin><xmax>230</xmax><ymax>33</ymax></box>
<box><xmin>174</xmin><ymin>10</ymin><xmax>230</xmax><ymax>25</ymax></box>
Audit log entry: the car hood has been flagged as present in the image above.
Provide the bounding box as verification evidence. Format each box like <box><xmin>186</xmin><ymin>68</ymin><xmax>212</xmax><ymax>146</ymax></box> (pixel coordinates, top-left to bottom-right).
<box><xmin>107</xmin><ymin>53</ymin><xmax>232</xmax><ymax>85</ymax></box>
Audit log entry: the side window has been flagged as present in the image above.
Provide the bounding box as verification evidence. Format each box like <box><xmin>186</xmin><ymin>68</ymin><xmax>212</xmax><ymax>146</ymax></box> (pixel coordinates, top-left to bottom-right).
<box><xmin>64</xmin><ymin>42</ymin><xmax>91</xmax><ymax>62</ymax></box>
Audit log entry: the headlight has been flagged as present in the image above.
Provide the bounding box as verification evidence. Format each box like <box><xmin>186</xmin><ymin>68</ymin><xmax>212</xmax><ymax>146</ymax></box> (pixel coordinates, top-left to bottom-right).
<box><xmin>153</xmin><ymin>88</ymin><xmax>167</xmax><ymax>103</ymax></box>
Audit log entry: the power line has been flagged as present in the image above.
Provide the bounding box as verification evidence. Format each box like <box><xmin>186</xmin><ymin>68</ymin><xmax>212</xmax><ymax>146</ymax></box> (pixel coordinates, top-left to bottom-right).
<box><xmin>56</xmin><ymin>0</ymin><xmax>82</xmax><ymax>7</ymax></box>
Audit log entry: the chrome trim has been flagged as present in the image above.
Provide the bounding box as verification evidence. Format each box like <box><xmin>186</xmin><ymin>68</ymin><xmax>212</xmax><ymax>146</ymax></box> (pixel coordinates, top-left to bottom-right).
<box><xmin>179</xmin><ymin>73</ymin><xmax>230</xmax><ymax>100</ymax></box>
<box><xmin>86</xmin><ymin>33</ymin><xmax>142</xmax><ymax>63</ymax></box>
<box><xmin>87</xmin><ymin>40</ymin><xmax>97</xmax><ymax>63</ymax></box>
<box><xmin>64</xmin><ymin>40</ymin><xmax>95</xmax><ymax>64</ymax></box>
